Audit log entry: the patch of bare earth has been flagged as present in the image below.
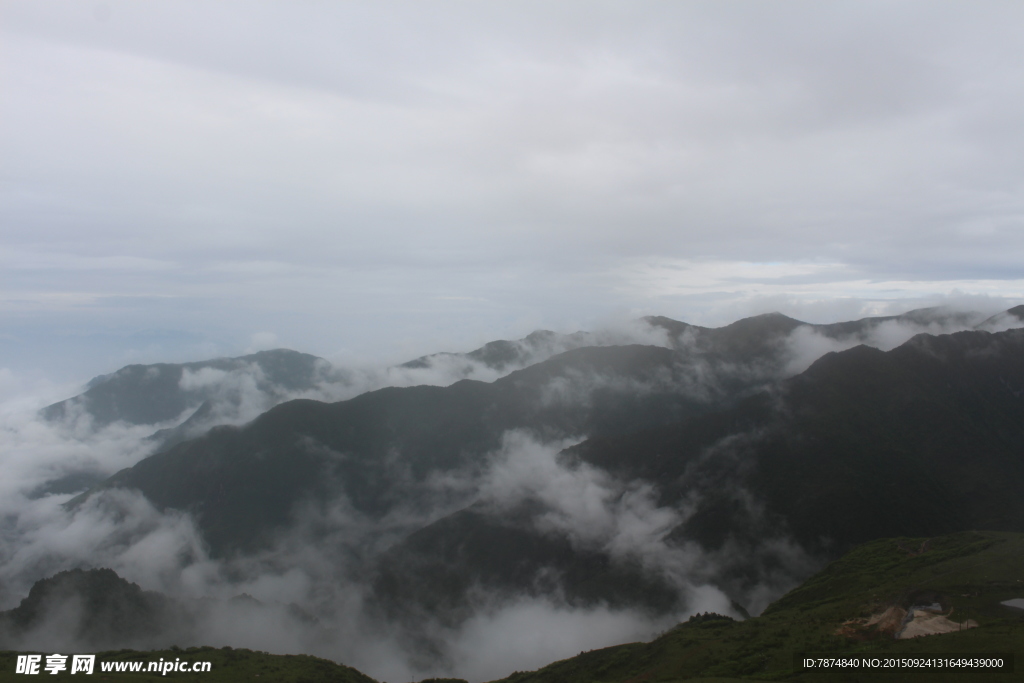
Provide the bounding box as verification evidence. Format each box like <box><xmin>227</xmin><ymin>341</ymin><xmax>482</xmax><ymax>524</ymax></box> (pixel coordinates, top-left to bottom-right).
<box><xmin>837</xmin><ymin>604</ymin><xmax>976</xmax><ymax>640</ymax></box>
<box><xmin>897</xmin><ymin>608</ymin><xmax>977</xmax><ymax>639</ymax></box>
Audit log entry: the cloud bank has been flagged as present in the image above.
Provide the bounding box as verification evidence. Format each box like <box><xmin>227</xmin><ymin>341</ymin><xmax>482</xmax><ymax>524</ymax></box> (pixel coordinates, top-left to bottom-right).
<box><xmin>2</xmin><ymin>1</ymin><xmax>1023</xmax><ymax>382</ymax></box>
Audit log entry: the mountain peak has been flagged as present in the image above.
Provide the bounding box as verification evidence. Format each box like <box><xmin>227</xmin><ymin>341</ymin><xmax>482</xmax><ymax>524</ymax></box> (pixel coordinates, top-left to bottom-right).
<box><xmin>724</xmin><ymin>311</ymin><xmax>806</xmax><ymax>327</ymax></box>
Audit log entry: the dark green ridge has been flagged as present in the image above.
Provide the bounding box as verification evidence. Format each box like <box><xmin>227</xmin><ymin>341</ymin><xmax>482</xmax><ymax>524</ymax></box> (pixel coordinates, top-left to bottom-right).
<box><xmin>380</xmin><ymin>328</ymin><xmax>1024</xmax><ymax>623</ymax></box>
<box><xmin>0</xmin><ymin>647</ymin><xmax>377</xmax><ymax>683</ymax></box>
<box><xmin>0</xmin><ymin>569</ymin><xmax>182</xmax><ymax>651</ymax></box>
<box><xmin>70</xmin><ymin>344</ymin><xmax>733</xmax><ymax>557</ymax></box>
<box><xmin>571</xmin><ymin>329</ymin><xmax>1024</xmax><ymax>554</ymax></box>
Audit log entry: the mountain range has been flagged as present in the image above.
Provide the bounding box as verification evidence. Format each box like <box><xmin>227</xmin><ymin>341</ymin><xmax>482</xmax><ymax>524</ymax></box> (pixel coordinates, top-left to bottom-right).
<box><xmin>9</xmin><ymin>304</ymin><xmax>1024</xmax><ymax>679</ymax></box>
<box><xmin>42</xmin><ymin>305</ymin><xmax>1022</xmax><ymax>443</ymax></box>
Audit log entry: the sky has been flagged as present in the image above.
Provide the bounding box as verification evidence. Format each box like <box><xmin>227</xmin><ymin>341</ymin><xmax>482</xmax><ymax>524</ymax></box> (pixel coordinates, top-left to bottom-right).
<box><xmin>3</xmin><ymin>0</ymin><xmax>1024</xmax><ymax>391</ymax></box>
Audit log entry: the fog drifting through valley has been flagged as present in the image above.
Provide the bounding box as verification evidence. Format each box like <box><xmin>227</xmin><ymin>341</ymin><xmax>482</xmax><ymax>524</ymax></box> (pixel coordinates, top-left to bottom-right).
<box><xmin>2</xmin><ymin>307</ymin><xmax>1017</xmax><ymax>681</ymax></box>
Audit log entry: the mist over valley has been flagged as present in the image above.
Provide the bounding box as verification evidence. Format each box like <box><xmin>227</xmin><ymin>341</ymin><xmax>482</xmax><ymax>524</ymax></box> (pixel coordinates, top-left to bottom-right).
<box><xmin>2</xmin><ymin>306</ymin><xmax>1023</xmax><ymax>681</ymax></box>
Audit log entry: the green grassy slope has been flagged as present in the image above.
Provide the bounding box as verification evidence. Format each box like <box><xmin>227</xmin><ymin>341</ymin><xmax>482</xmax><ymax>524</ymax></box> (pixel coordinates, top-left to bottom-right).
<box><xmin>490</xmin><ymin>531</ymin><xmax>1024</xmax><ymax>682</ymax></box>
<box><xmin>0</xmin><ymin>646</ymin><xmax>377</xmax><ymax>682</ymax></box>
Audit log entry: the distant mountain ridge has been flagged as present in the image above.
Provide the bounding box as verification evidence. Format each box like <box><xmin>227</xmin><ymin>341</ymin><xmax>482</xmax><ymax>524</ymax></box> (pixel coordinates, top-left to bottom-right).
<box><xmin>400</xmin><ymin>306</ymin><xmax>1003</xmax><ymax>381</ymax></box>
<box><xmin>41</xmin><ymin>306</ymin><xmax>1017</xmax><ymax>438</ymax></box>
<box><xmin>401</xmin><ymin>329</ymin><xmax>597</xmax><ymax>372</ymax></box>
<box><xmin>41</xmin><ymin>348</ymin><xmax>336</xmax><ymax>429</ymax></box>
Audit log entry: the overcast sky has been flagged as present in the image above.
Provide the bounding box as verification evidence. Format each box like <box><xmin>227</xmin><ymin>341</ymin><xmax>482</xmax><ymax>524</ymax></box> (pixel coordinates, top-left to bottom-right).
<box><xmin>3</xmin><ymin>0</ymin><xmax>1023</xmax><ymax>389</ymax></box>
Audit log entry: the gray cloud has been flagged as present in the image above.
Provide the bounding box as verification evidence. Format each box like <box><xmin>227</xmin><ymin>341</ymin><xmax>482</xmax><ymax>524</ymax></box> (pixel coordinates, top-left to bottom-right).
<box><xmin>2</xmin><ymin>1</ymin><xmax>1023</xmax><ymax>382</ymax></box>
